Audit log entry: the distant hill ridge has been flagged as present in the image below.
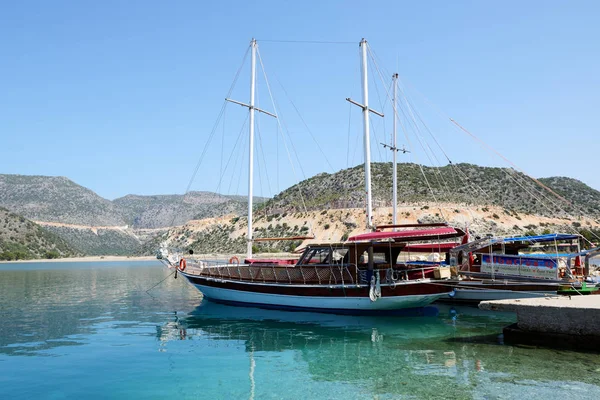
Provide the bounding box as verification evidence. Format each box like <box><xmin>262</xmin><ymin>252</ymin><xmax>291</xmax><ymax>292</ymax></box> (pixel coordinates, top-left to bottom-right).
<box><xmin>0</xmin><ymin>174</ymin><xmax>266</xmax><ymax>229</ymax></box>
<box><xmin>113</xmin><ymin>191</ymin><xmax>266</xmax><ymax>229</ymax></box>
<box><xmin>264</xmin><ymin>163</ymin><xmax>600</xmax><ymax>218</ymax></box>
<box><xmin>0</xmin><ymin>174</ymin><xmax>124</xmax><ymax>226</ymax></box>
<box><xmin>2</xmin><ymin>165</ymin><xmax>600</xmax><ymax>258</ymax></box>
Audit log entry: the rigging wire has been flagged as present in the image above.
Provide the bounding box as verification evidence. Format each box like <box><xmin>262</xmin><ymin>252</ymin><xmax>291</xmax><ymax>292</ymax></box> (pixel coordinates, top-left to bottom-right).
<box><xmin>234</xmin><ymin>132</ymin><xmax>248</xmax><ymax>196</ymax></box>
<box><xmin>349</xmin><ymin>47</ymin><xmax>363</xmax><ymax>169</ymax></box>
<box><xmin>256</xmin><ymin>48</ymin><xmax>314</xmax><ymax>233</ymax></box>
<box><xmin>397</xmin><ymin>85</ymin><xmax>483</xmax><ymax>205</ymax></box>
<box><xmin>450</xmin><ymin>119</ymin><xmax>574</xmax><ymax>207</ymax></box>
<box><xmin>448</xmin><ymin>119</ymin><xmax>598</xmax><ymax>242</ymax></box>
<box><xmin>367</xmin><ymin>46</ymin><xmax>593</xmax><ymax>240</ymax></box>
<box><xmin>392</xmin><ymin>72</ymin><xmax>599</xmax><ymax>242</ymax></box>
<box><xmin>254</xmin><ymin>82</ymin><xmax>273</xmax><ymax>197</ymax></box>
<box><xmin>254</xmin><ymin>101</ymin><xmax>266</xmax><ymax>202</ymax></box>
<box><xmin>391</xmin><ymin>75</ymin><xmax>508</xmax><ymax>223</ymax></box>
<box><xmin>272</xmin><ymin>73</ymin><xmax>336</xmax><ymax>173</ymax></box>
<box><xmin>369</xmin><ymin>47</ymin><xmax>452</xmax><ymax>199</ymax></box>
<box><xmin>401</xmin><ymin>76</ymin><xmax>581</xmax><ymax>211</ymax></box>
<box><xmin>368</xmin><ymin>60</ymin><xmax>389</xmax><ymax>164</ymax></box>
<box><xmin>221</xmin><ymin>115</ymin><xmax>249</xmax><ymax>194</ymax></box>
<box><xmin>168</xmin><ymin>44</ymin><xmax>251</xmax><ymax>228</ymax></box>
<box><xmin>370</xmin><ymin>48</ymin><xmax>461</xmax><ymax>207</ymax></box>
<box><xmin>367</xmin><ymin>47</ymin><xmax>448</xmax><ymax>221</ymax></box>
<box><xmin>257</xmin><ymin>39</ymin><xmax>355</xmax><ymax>44</ymax></box>
<box><xmin>397</xmin><ymin>86</ymin><xmax>453</xmax><ymax>198</ymax></box>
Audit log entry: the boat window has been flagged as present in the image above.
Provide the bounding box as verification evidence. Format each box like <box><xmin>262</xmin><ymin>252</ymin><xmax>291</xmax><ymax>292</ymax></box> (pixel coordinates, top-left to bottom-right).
<box><xmin>331</xmin><ymin>248</ymin><xmax>349</xmax><ymax>264</ymax></box>
<box><xmin>300</xmin><ymin>247</ymin><xmax>332</xmax><ymax>265</ymax></box>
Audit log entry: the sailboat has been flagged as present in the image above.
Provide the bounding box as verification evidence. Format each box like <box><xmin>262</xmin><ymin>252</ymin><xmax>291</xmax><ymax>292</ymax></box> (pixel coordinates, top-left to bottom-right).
<box><xmin>157</xmin><ymin>38</ymin><xmax>461</xmax><ymax>313</ymax></box>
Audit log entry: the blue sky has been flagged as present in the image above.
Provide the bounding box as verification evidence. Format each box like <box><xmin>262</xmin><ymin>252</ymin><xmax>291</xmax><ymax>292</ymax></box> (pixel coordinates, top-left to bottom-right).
<box><xmin>1</xmin><ymin>1</ymin><xmax>598</xmax><ymax>200</ymax></box>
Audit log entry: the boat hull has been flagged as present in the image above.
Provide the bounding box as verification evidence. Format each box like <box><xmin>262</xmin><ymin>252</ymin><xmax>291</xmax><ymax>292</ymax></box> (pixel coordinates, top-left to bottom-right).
<box><xmin>183</xmin><ymin>274</ymin><xmax>451</xmax><ymax>313</ymax></box>
<box><xmin>448</xmin><ymin>288</ymin><xmax>554</xmax><ymax>302</ymax></box>
<box><xmin>439</xmin><ymin>280</ymin><xmax>559</xmax><ymax>303</ymax></box>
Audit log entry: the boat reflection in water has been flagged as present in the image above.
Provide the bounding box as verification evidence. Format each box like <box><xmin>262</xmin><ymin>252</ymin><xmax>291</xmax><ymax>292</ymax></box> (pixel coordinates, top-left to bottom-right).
<box><xmin>155</xmin><ymin>301</ymin><xmax>600</xmax><ymax>399</ymax></box>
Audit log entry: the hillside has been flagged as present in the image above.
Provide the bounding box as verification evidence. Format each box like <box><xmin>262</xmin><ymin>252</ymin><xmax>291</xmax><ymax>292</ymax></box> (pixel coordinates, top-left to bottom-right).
<box><xmin>0</xmin><ymin>207</ymin><xmax>79</xmax><ymax>260</ymax></box>
<box><xmin>162</xmin><ymin>204</ymin><xmax>600</xmax><ymax>256</ymax></box>
<box><xmin>0</xmin><ymin>174</ymin><xmax>266</xmax><ymax>256</ymax></box>
<box><xmin>538</xmin><ymin>176</ymin><xmax>600</xmax><ymax>216</ymax></box>
<box><xmin>0</xmin><ymin>174</ymin><xmax>266</xmax><ymax>229</ymax></box>
<box><xmin>262</xmin><ymin>163</ymin><xmax>600</xmax><ymax>218</ymax></box>
<box><xmin>113</xmin><ymin>192</ymin><xmax>266</xmax><ymax>229</ymax></box>
<box><xmin>3</xmin><ymin>165</ymin><xmax>600</xmax><ymax>258</ymax></box>
<box><xmin>0</xmin><ymin>174</ymin><xmax>125</xmax><ymax>226</ymax></box>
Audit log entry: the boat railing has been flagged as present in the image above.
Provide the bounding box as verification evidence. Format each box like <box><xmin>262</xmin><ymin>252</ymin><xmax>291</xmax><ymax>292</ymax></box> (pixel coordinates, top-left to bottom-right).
<box><xmin>184</xmin><ymin>260</ymin><xmax>357</xmax><ymax>286</ymax></box>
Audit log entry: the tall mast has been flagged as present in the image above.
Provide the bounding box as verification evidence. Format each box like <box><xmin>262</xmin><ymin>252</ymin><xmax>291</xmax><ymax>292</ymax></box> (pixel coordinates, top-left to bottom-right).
<box><xmin>247</xmin><ymin>38</ymin><xmax>257</xmax><ymax>259</ymax></box>
<box><xmin>392</xmin><ymin>73</ymin><xmax>398</xmax><ymax>226</ymax></box>
<box><xmin>226</xmin><ymin>39</ymin><xmax>277</xmax><ymax>260</ymax></box>
<box><xmin>360</xmin><ymin>39</ymin><xmax>373</xmax><ymax>229</ymax></box>
<box><xmin>346</xmin><ymin>39</ymin><xmax>383</xmax><ymax>230</ymax></box>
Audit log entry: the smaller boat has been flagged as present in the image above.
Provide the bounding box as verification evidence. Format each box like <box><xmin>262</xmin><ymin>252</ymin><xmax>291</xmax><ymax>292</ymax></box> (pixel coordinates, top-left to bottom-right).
<box><xmin>445</xmin><ymin>233</ymin><xmax>600</xmax><ymax>302</ymax></box>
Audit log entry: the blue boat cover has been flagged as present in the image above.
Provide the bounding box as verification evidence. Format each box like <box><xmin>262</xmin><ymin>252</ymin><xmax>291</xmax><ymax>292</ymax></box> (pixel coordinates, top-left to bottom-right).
<box><xmin>493</xmin><ymin>233</ymin><xmax>579</xmax><ymax>244</ymax></box>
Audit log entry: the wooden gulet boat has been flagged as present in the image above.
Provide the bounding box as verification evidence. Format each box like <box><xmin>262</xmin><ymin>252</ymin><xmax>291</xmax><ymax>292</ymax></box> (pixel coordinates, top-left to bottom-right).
<box><xmin>157</xmin><ymin>39</ymin><xmax>460</xmax><ymax>313</ymax></box>
<box><xmin>158</xmin><ymin>224</ymin><xmax>463</xmax><ymax>313</ymax></box>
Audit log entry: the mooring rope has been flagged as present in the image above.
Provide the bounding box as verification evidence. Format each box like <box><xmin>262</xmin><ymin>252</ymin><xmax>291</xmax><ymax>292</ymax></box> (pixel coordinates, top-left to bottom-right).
<box><xmin>145</xmin><ymin>269</ymin><xmax>177</xmax><ymax>298</ymax></box>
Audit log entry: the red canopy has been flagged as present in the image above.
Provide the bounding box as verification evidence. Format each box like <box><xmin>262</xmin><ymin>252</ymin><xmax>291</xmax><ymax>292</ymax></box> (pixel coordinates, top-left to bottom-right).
<box><xmin>348</xmin><ymin>227</ymin><xmax>464</xmax><ymax>243</ymax></box>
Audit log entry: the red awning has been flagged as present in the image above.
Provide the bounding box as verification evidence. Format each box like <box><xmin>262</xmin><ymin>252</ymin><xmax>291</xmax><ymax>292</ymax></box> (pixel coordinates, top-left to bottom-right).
<box><xmin>348</xmin><ymin>227</ymin><xmax>463</xmax><ymax>243</ymax></box>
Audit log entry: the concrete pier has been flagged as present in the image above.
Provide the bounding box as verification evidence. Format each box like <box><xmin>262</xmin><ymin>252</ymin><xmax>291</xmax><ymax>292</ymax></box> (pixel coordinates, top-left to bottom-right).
<box><xmin>479</xmin><ymin>296</ymin><xmax>600</xmax><ymax>351</ymax></box>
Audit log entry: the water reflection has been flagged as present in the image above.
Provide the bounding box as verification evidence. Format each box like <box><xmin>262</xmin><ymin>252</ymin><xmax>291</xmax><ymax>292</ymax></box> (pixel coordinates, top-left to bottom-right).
<box><xmin>0</xmin><ymin>262</ymin><xmax>199</xmax><ymax>356</ymax></box>
<box><xmin>157</xmin><ymin>301</ymin><xmax>600</xmax><ymax>399</ymax></box>
<box><xmin>2</xmin><ymin>262</ymin><xmax>600</xmax><ymax>399</ymax></box>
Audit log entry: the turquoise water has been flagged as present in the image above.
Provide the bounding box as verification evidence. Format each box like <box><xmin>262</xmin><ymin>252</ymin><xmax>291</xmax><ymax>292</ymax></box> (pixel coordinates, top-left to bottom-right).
<box><xmin>1</xmin><ymin>262</ymin><xmax>599</xmax><ymax>399</ymax></box>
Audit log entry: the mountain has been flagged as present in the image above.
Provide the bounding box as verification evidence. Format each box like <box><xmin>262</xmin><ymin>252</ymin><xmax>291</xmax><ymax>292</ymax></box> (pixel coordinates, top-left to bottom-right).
<box><xmin>0</xmin><ymin>207</ymin><xmax>79</xmax><ymax>260</ymax></box>
<box><xmin>263</xmin><ymin>163</ymin><xmax>600</xmax><ymax>218</ymax></box>
<box><xmin>0</xmin><ymin>174</ymin><xmax>267</xmax><ymax>229</ymax></box>
<box><xmin>0</xmin><ymin>174</ymin><xmax>125</xmax><ymax>226</ymax></box>
<box><xmin>113</xmin><ymin>192</ymin><xmax>266</xmax><ymax>229</ymax></box>
<box><xmin>0</xmin><ymin>174</ymin><xmax>268</xmax><ymax>257</ymax></box>
<box><xmin>2</xmin><ymin>165</ymin><xmax>600</xmax><ymax>258</ymax></box>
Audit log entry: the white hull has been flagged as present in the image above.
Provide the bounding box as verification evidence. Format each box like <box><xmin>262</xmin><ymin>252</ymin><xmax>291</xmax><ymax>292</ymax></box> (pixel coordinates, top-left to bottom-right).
<box><xmin>191</xmin><ymin>282</ymin><xmax>446</xmax><ymax>311</ymax></box>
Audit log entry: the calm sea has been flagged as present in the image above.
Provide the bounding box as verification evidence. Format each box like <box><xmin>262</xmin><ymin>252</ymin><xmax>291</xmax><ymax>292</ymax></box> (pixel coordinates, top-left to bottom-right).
<box><xmin>1</xmin><ymin>261</ymin><xmax>599</xmax><ymax>399</ymax></box>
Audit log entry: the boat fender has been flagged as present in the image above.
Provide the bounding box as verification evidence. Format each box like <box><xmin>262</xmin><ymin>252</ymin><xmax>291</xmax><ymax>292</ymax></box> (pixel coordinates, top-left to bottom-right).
<box><xmin>369</xmin><ymin>276</ymin><xmax>376</xmax><ymax>302</ymax></box>
<box><xmin>179</xmin><ymin>258</ymin><xmax>187</xmax><ymax>271</ymax></box>
<box><xmin>229</xmin><ymin>256</ymin><xmax>240</xmax><ymax>265</ymax></box>
<box><xmin>448</xmin><ymin>288</ymin><xmax>457</xmax><ymax>298</ymax></box>
<box><xmin>369</xmin><ymin>271</ymin><xmax>382</xmax><ymax>302</ymax></box>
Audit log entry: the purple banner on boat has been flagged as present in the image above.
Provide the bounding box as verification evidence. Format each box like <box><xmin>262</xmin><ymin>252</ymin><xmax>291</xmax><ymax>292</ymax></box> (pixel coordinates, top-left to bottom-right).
<box><xmin>481</xmin><ymin>254</ymin><xmax>558</xmax><ymax>279</ymax></box>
